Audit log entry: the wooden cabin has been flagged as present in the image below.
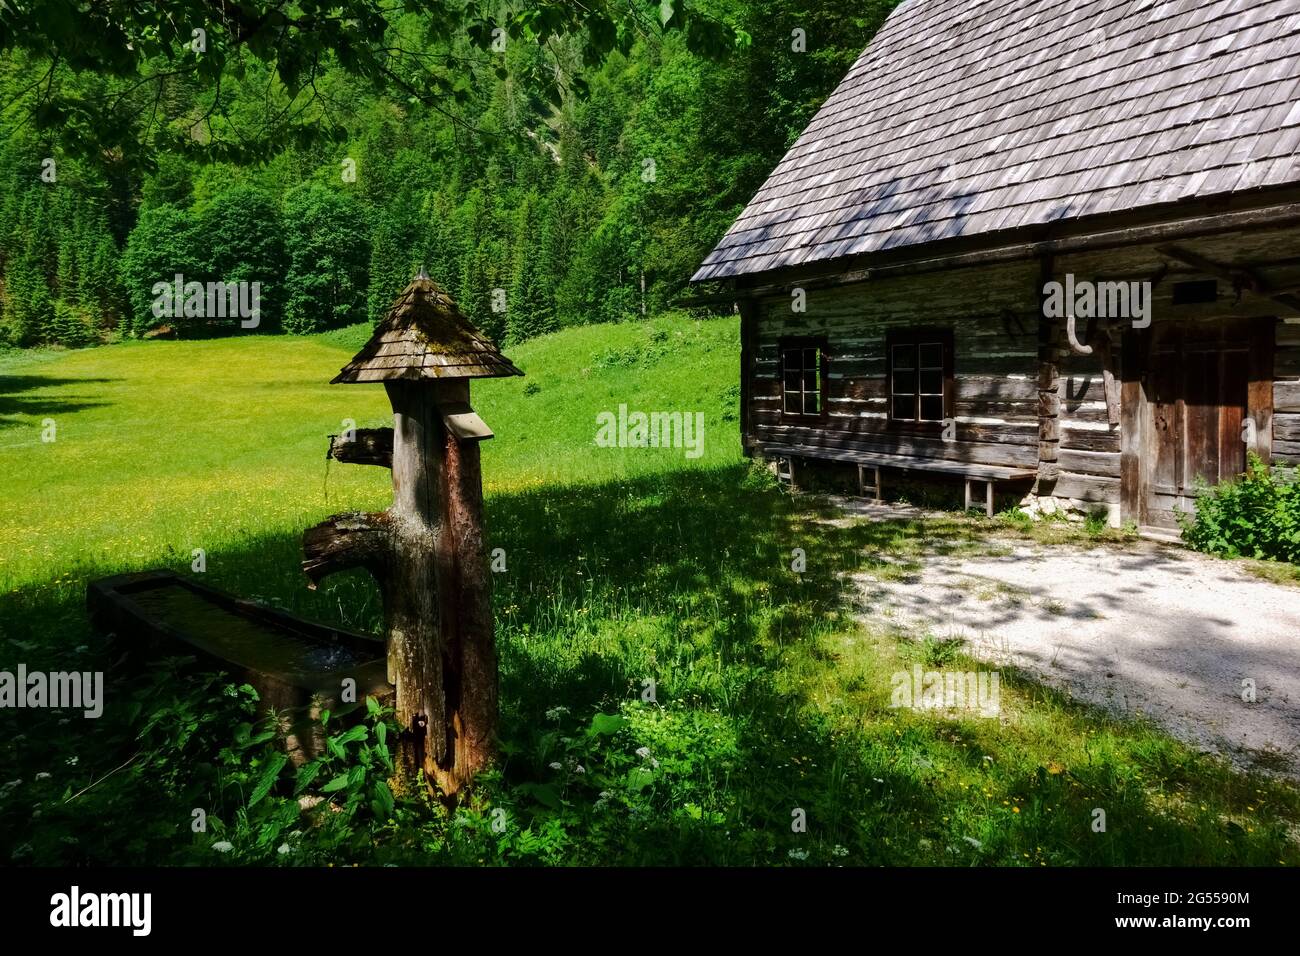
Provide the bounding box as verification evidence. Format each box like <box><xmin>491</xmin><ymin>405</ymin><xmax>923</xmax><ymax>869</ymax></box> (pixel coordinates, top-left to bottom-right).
<box><xmin>691</xmin><ymin>0</ymin><xmax>1300</xmax><ymax>532</ymax></box>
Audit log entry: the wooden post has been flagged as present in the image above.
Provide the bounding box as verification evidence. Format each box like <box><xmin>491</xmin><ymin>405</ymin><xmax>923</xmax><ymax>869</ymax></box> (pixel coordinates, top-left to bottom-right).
<box><xmin>381</xmin><ymin>379</ymin><xmax>497</xmax><ymax>796</ymax></box>
<box><xmin>1119</xmin><ymin>320</ymin><xmax>1147</xmax><ymax>526</ymax></box>
<box><xmin>1037</xmin><ymin>254</ymin><xmax>1061</xmax><ymax>489</ymax></box>
<box><xmin>438</xmin><ymin>398</ymin><xmax>498</xmax><ymax>787</ymax></box>
<box><xmin>738</xmin><ymin>297</ymin><xmax>759</xmax><ymax>458</ymax></box>
<box><xmin>1248</xmin><ymin>316</ymin><xmax>1275</xmax><ymax>466</ymax></box>
<box><xmin>306</xmin><ymin>273</ymin><xmax>518</xmax><ymax>799</ymax></box>
<box><xmin>383</xmin><ymin>380</ymin><xmax>452</xmax><ymax>788</ymax></box>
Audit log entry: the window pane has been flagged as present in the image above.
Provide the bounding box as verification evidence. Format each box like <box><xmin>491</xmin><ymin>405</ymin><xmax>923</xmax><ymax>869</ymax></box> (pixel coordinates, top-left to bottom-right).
<box><xmin>804</xmin><ymin>348</ymin><xmax>819</xmax><ymax>371</ymax></box>
<box><xmin>920</xmin><ymin>395</ymin><xmax>944</xmax><ymax>421</ymax></box>
<box><xmin>784</xmin><ymin>391</ymin><xmax>801</xmax><ymax>413</ymax></box>
<box><xmin>784</xmin><ymin>348</ymin><xmax>804</xmax><ymax>372</ymax></box>
<box><xmin>918</xmin><ymin>343</ymin><xmax>943</xmax><ymax>368</ymax></box>
<box><xmin>919</xmin><ymin>369</ymin><xmax>943</xmax><ymax>395</ymax></box>
<box><xmin>892</xmin><ymin>344</ymin><xmax>915</xmax><ymax>370</ymax></box>
<box><xmin>784</xmin><ymin>371</ymin><xmax>802</xmax><ymax>393</ymax></box>
<box><xmin>892</xmin><ymin>370</ymin><xmax>916</xmax><ymax>396</ymax></box>
<box><xmin>892</xmin><ymin>396</ymin><xmax>915</xmax><ymax>420</ymax></box>
<box><xmin>802</xmin><ymin>367</ymin><xmax>820</xmax><ymax>391</ymax></box>
<box><xmin>804</xmin><ymin>392</ymin><xmax>819</xmax><ymax>414</ymax></box>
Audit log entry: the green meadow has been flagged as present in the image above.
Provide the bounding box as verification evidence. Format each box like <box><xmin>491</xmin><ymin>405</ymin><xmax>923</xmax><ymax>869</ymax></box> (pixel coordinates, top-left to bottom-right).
<box><xmin>1</xmin><ymin>318</ymin><xmax>1297</xmax><ymax>866</ymax></box>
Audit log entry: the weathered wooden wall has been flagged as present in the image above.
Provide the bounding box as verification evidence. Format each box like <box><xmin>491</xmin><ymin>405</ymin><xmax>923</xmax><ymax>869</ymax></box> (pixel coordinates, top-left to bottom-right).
<box><xmin>1057</xmin><ymin>223</ymin><xmax>1300</xmax><ymax>472</ymax></box>
<box><xmin>743</xmin><ymin>220</ymin><xmax>1300</xmax><ymax>510</ymax></box>
<box><xmin>750</xmin><ymin>258</ymin><xmax>1042</xmax><ymax>471</ymax></box>
<box><xmin>1272</xmin><ymin>316</ymin><xmax>1300</xmax><ymax>466</ymax></box>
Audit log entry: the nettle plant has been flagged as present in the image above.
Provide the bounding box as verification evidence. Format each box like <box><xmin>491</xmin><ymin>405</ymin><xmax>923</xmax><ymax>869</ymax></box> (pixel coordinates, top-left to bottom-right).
<box><xmin>197</xmin><ymin>695</ymin><xmax>402</xmax><ymax>862</ymax></box>
<box><xmin>127</xmin><ymin>667</ymin><xmax>407</xmax><ymax>864</ymax></box>
<box><xmin>1180</xmin><ymin>452</ymin><xmax>1300</xmax><ymax>563</ymax></box>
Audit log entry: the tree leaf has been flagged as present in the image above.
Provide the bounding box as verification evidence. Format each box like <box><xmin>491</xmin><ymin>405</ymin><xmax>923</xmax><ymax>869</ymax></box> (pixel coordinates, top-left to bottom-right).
<box><xmin>335</xmin><ymin>724</ymin><xmax>368</xmax><ymax>746</ymax></box>
<box><xmin>249</xmin><ymin>752</ymin><xmax>288</xmax><ymax>807</ymax></box>
<box><xmin>320</xmin><ymin>773</ymin><xmax>351</xmax><ymax>793</ymax></box>
<box><xmin>589</xmin><ymin>712</ymin><xmax>628</xmax><ymax>736</ymax></box>
<box><xmin>517</xmin><ymin>782</ymin><xmax>562</xmax><ymax>809</ymax></box>
<box><xmin>293</xmin><ymin>761</ymin><xmax>323</xmax><ymax>796</ymax></box>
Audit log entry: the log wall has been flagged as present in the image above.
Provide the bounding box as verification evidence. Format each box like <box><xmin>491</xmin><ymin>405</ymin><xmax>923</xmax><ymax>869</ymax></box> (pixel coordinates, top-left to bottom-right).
<box><xmin>743</xmin><ymin>219</ymin><xmax>1300</xmax><ymax>516</ymax></box>
<box><xmin>750</xmin><ymin>258</ymin><xmax>1042</xmax><ymax>472</ymax></box>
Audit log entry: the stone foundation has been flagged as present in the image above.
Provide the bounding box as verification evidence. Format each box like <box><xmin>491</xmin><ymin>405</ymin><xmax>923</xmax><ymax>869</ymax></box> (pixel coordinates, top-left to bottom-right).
<box><xmin>1018</xmin><ymin>492</ymin><xmax>1120</xmax><ymax>527</ymax></box>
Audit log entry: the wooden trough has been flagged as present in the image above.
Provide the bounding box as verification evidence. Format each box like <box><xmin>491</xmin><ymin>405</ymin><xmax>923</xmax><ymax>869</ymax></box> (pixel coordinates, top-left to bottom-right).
<box><xmin>87</xmin><ymin>570</ymin><xmax>390</xmax><ymax>760</ymax></box>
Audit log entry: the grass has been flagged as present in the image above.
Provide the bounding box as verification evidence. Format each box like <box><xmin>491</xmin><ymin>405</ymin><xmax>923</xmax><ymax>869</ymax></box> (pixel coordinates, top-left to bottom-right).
<box><xmin>0</xmin><ymin>315</ymin><xmax>739</xmax><ymax>592</ymax></box>
<box><xmin>1</xmin><ymin>317</ymin><xmax>1298</xmax><ymax>866</ymax></box>
<box><xmin>1243</xmin><ymin>558</ymin><xmax>1300</xmax><ymax>589</ymax></box>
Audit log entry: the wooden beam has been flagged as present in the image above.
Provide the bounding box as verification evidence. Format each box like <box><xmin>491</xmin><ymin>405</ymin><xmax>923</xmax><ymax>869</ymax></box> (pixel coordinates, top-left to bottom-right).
<box><xmin>1248</xmin><ymin>317</ymin><xmax>1275</xmax><ymax>466</ymax></box>
<box><xmin>1155</xmin><ymin>243</ymin><xmax>1260</xmax><ymax>290</ymax></box>
<box><xmin>673</xmin><ymin>290</ymin><xmax>740</xmax><ymax>308</ymax></box>
<box><xmin>302</xmin><ymin>512</ymin><xmax>391</xmax><ymax>586</ymax></box>
<box><xmin>329</xmin><ymin>428</ymin><xmax>394</xmax><ymax>468</ymax></box>
<box><xmin>1156</xmin><ymin>244</ymin><xmax>1300</xmax><ymax>313</ymax></box>
<box><xmin>738</xmin><ymin>298</ymin><xmax>759</xmax><ymax>458</ymax></box>
<box><xmin>1037</xmin><ymin>253</ymin><xmax>1060</xmax><ymax>486</ymax></box>
<box><xmin>1119</xmin><ymin>330</ymin><xmax>1142</xmax><ymax>527</ymax></box>
<box><xmin>1096</xmin><ymin>329</ymin><xmax>1122</xmax><ymax>427</ymax></box>
<box><xmin>707</xmin><ymin>200</ymin><xmax>1300</xmax><ymax>299</ymax></box>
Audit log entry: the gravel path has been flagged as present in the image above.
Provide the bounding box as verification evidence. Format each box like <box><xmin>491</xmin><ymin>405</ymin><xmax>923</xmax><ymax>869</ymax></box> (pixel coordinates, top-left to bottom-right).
<box><xmin>850</xmin><ymin>528</ymin><xmax>1300</xmax><ymax>777</ymax></box>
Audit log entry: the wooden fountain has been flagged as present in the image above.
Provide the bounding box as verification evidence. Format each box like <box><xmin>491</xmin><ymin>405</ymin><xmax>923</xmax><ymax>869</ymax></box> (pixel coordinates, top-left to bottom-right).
<box><xmin>303</xmin><ymin>271</ymin><xmax>522</xmax><ymax>796</ymax></box>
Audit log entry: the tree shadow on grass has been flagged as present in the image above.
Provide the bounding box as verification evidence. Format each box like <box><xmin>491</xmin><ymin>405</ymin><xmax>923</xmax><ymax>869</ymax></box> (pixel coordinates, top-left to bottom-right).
<box><xmin>3</xmin><ymin>463</ymin><xmax>1298</xmax><ymax>865</ymax></box>
<box><xmin>0</xmin><ymin>375</ymin><xmax>113</xmax><ymax>430</ymax></box>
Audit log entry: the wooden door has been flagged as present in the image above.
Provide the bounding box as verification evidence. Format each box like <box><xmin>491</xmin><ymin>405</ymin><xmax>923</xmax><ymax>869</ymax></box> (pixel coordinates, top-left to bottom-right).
<box><xmin>1144</xmin><ymin>320</ymin><xmax>1251</xmax><ymax>528</ymax></box>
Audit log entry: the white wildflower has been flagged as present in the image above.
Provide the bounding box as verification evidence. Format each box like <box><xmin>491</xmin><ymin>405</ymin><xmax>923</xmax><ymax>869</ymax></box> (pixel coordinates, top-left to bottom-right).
<box><xmin>212</xmin><ymin>841</ymin><xmax>234</xmax><ymax>853</ymax></box>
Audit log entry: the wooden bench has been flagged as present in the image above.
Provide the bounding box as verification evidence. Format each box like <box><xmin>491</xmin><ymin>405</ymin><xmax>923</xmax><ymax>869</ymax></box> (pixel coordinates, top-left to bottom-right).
<box><xmin>763</xmin><ymin>444</ymin><xmax>1037</xmax><ymax>517</ymax></box>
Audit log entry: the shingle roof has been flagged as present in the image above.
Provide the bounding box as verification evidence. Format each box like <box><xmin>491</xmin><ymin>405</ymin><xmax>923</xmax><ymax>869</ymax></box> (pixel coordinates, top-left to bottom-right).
<box><xmin>333</xmin><ymin>276</ymin><xmax>522</xmax><ymax>383</ymax></box>
<box><xmin>693</xmin><ymin>0</ymin><xmax>1300</xmax><ymax>282</ymax></box>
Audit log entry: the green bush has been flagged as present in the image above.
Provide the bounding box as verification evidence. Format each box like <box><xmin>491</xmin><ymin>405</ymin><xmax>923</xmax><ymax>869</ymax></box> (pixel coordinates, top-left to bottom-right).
<box><xmin>1180</xmin><ymin>453</ymin><xmax>1300</xmax><ymax>563</ymax></box>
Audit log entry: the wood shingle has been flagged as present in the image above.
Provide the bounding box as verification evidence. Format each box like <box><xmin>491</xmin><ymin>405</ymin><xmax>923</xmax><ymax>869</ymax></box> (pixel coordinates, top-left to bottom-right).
<box><xmin>332</xmin><ymin>275</ymin><xmax>522</xmax><ymax>383</ymax></box>
<box><xmin>693</xmin><ymin>0</ymin><xmax>1300</xmax><ymax>282</ymax></box>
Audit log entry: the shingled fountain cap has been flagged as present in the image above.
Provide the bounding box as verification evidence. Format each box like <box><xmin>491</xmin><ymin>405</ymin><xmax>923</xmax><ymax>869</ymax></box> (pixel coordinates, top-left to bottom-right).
<box><xmin>332</xmin><ymin>274</ymin><xmax>522</xmax><ymax>384</ymax></box>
